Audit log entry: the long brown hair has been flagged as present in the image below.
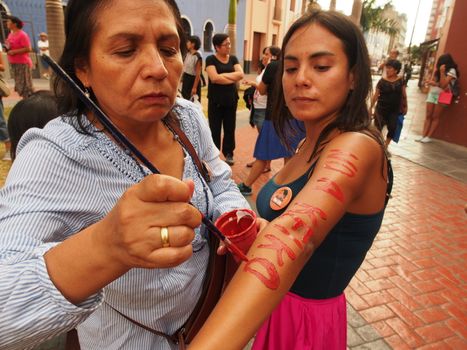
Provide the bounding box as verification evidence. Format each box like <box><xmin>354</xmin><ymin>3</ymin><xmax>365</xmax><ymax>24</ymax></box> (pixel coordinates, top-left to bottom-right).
<box><xmin>272</xmin><ymin>10</ymin><xmax>384</xmax><ymax>158</ymax></box>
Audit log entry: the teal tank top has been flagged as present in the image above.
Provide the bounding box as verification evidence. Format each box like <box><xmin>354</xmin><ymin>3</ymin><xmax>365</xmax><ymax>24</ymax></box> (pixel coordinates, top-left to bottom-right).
<box><xmin>256</xmin><ymin>161</ymin><xmax>392</xmax><ymax>299</ymax></box>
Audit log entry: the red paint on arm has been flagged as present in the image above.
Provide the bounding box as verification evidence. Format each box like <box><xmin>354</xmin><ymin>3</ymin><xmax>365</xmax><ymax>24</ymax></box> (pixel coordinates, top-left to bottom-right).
<box><xmin>281</xmin><ymin>203</ymin><xmax>328</xmax><ymax>244</ymax></box>
<box><xmin>258</xmin><ymin>234</ymin><xmax>297</xmax><ymax>266</ymax></box>
<box><xmin>302</xmin><ymin>227</ymin><xmax>315</xmax><ymax>244</ymax></box>
<box><xmin>283</xmin><ymin>203</ymin><xmax>327</xmax><ymax>227</ymax></box>
<box><xmin>244</xmin><ymin>257</ymin><xmax>280</xmax><ymax>290</ymax></box>
<box><xmin>313</xmin><ymin>177</ymin><xmax>345</xmax><ymax>203</ymax></box>
<box><xmin>273</xmin><ymin>224</ymin><xmax>303</xmax><ymax>249</ymax></box>
<box><xmin>324</xmin><ymin>149</ymin><xmax>358</xmax><ymax>177</ymax></box>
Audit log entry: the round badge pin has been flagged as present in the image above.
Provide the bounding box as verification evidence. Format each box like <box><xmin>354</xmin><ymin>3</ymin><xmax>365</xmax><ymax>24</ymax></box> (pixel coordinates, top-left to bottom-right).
<box><xmin>270</xmin><ymin>186</ymin><xmax>293</xmax><ymax>211</ymax></box>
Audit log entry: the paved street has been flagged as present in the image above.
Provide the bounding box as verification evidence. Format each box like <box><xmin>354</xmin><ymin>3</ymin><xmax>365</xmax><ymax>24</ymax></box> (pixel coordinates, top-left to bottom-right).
<box><xmin>2</xmin><ymin>76</ymin><xmax>466</xmax><ymax>349</ymax></box>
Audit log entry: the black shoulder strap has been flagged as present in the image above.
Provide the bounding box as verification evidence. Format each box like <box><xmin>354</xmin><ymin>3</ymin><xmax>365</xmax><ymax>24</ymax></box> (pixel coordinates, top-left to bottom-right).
<box><xmin>385</xmin><ymin>158</ymin><xmax>394</xmax><ymax>205</ymax></box>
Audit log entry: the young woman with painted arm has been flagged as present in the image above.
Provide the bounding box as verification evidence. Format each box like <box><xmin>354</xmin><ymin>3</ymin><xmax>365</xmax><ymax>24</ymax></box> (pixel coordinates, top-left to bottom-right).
<box><xmin>190</xmin><ymin>10</ymin><xmax>391</xmax><ymax>350</ymax></box>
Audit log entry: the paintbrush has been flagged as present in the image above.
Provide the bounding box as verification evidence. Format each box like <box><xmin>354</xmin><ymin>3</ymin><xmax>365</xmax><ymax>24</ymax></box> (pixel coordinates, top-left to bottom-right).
<box><xmin>43</xmin><ymin>55</ymin><xmax>249</xmax><ymax>263</ymax></box>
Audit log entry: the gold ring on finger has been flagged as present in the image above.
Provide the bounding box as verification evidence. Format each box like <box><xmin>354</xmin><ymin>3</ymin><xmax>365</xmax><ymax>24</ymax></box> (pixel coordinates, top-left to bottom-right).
<box><xmin>160</xmin><ymin>227</ymin><xmax>170</xmax><ymax>248</ymax></box>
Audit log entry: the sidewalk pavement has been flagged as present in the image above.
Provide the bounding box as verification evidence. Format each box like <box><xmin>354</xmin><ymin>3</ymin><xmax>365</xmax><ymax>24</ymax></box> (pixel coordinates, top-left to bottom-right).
<box><xmin>233</xmin><ymin>77</ymin><xmax>467</xmax><ymax>349</ymax></box>
<box><xmin>6</xmin><ymin>76</ymin><xmax>467</xmax><ymax>349</ymax></box>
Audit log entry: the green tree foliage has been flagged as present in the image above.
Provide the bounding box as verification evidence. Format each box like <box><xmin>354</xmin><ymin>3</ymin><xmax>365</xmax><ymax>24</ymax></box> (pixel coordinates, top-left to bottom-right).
<box><xmin>360</xmin><ymin>0</ymin><xmax>399</xmax><ymax>37</ymax></box>
<box><xmin>408</xmin><ymin>44</ymin><xmax>423</xmax><ymax>63</ymax></box>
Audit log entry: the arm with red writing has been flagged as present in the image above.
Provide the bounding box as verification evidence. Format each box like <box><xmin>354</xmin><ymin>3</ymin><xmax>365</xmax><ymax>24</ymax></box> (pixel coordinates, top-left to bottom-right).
<box><xmin>189</xmin><ymin>132</ymin><xmax>387</xmax><ymax>350</ymax></box>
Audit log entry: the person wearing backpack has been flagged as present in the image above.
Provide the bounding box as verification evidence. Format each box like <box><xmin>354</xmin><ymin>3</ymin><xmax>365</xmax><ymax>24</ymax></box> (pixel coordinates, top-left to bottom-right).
<box><xmin>416</xmin><ymin>53</ymin><xmax>459</xmax><ymax>143</ymax></box>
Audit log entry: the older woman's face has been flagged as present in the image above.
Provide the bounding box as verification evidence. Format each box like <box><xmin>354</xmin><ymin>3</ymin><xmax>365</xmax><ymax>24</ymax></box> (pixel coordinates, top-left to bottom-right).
<box><xmin>76</xmin><ymin>0</ymin><xmax>183</xmax><ymax>127</ymax></box>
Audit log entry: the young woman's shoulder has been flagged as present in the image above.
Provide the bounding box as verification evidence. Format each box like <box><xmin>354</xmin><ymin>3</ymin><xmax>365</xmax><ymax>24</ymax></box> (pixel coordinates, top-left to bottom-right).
<box><xmin>324</xmin><ymin>131</ymin><xmax>384</xmax><ymax>166</ymax></box>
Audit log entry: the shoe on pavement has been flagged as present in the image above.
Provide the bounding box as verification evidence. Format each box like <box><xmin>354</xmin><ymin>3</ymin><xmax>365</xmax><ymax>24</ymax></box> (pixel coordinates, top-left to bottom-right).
<box><xmin>238</xmin><ymin>183</ymin><xmax>252</xmax><ymax>196</ymax></box>
<box><xmin>414</xmin><ymin>136</ymin><xmax>425</xmax><ymax>142</ymax></box>
<box><xmin>420</xmin><ymin>137</ymin><xmax>433</xmax><ymax>143</ymax></box>
<box><xmin>2</xmin><ymin>153</ymin><xmax>11</xmax><ymax>161</ymax></box>
<box><xmin>225</xmin><ymin>155</ymin><xmax>235</xmax><ymax>166</ymax></box>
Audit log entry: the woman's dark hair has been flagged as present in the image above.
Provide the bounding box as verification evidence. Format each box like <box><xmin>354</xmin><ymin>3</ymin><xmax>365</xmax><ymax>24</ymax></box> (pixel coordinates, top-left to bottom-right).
<box><xmin>434</xmin><ymin>53</ymin><xmax>459</xmax><ymax>82</ymax></box>
<box><xmin>188</xmin><ymin>35</ymin><xmax>201</xmax><ymax>50</ymax></box>
<box><xmin>7</xmin><ymin>16</ymin><xmax>23</xmax><ymax>29</ymax></box>
<box><xmin>268</xmin><ymin>46</ymin><xmax>281</xmax><ymax>60</ymax></box>
<box><xmin>272</xmin><ymin>10</ymin><xmax>382</xmax><ymax>158</ymax></box>
<box><xmin>53</xmin><ymin>0</ymin><xmax>187</xmax><ymax>122</ymax></box>
<box><xmin>385</xmin><ymin>59</ymin><xmax>402</xmax><ymax>74</ymax></box>
<box><xmin>212</xmin><ymin>33</ymin><xmax>229</xmax><ymax>50</ymax></box>
<box><xmin>8</xmin><ymin>91</ymin><xmax>59</xmax><ymax>160</ymax></box>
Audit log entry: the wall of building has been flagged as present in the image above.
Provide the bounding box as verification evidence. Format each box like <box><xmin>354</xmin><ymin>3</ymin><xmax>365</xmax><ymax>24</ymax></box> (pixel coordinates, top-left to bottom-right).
<box><xmin>177</xmin><ymin>0</ymin><xmax>245</xmax><ymax>61</ymax></box>
<box><xmin>1</xmin><ymin>0</ymin><xmax>68</xmax><ymax>50</ymax></box>
<box><xmin>2</xmin><ymin>1</ymin><xmax>242</xmax><ymax>78</ymax></box>
<box><xmin>243</xmin><ymin>0</ymin><xmax>304</xmax><ymax>73</ymax></box>
<box><xmin>433</xmin><ymin>0</ymin><xmax>467</xmax><ymax>147</ymax></box>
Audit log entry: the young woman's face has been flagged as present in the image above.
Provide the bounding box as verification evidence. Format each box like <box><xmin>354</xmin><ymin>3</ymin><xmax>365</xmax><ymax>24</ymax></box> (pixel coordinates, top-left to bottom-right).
<box><xmin>282</xmin><ymin>23</ymin><xmax>354</xmax><ymax>124</ymax></box>
<box><xmin>76</xmin><ymin>0</ymin><xmax>183</xmax><ymax>128</ymax></box>
<box><xmin>261</xmin><ymin>48</ymin><xmax>272</xmax><ymax>66</ymax></box>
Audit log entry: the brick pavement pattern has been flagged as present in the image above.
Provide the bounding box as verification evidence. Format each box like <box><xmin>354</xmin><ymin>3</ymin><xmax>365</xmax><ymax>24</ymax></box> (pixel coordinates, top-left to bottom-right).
<box><xmin>231</xmin><ymin>125</ymin><xmax>467</xmax><ymax>349</ymax></box>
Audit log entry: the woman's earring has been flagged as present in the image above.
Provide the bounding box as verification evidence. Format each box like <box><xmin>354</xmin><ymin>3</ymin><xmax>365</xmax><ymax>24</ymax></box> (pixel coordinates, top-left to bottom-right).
<box><xmin>84</xmin><ymin>87</ymin><xmax>91</xmax><ymax>99</ymax></box>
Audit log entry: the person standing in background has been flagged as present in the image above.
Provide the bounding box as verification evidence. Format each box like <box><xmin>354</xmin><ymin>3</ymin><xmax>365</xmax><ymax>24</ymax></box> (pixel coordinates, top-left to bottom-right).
<box><xmin>205</xmin><ymin>33</ymin><xmax>244</xmax><ymax>165</ymax></box>
<box><xmin>5</xmin><ymin>15</ymin><xmax>34</xmax><ymax>98</ymax></box>
<box><xmin>0</xmin><ymin>53</ymin><xmax>10</xmax><ymax>160</ymax></box>
<box><xmin>181</xmin><ymin>35</ymin><xmax>202</xmax><ymax>102</ymax></box>
<box><xmin>7</xmin><ymin>91</ymin><xmax>58</xmax><ymax>161</ymax></box>
<box><xmin>37</xmin><ymin>32</ymin><xmax>51</xmax><ymax>79</ymax></box>
<box><xmin>416</xmin><ymin>53</ymin><xmax>459</xmax><ymax>143</ymax></box>
<box><xmin>379</xmin><ymin>48</ymin><xmax>402</xmax><ymax>79</ymax></box>
<box><xmin>242</xmin><ymin>46</ymin><xmax>274</xmax><ymax>171</ymax></box>
<box><xmin>238</xmin><ymin>46</ymin><xmax>305</xmax><ymax>196</ymax></box>
<box><xmin>371</xmin><ymin>59</ymin><xmax>407</xmax><ymax>148</ymax></box>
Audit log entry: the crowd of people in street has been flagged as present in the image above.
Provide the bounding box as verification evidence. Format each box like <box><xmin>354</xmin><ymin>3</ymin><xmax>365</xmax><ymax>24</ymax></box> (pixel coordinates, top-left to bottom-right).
<box><xmin>0</xmin><ymin>2</ymin><xmax>463</xmax><ymax>350</ymax></box>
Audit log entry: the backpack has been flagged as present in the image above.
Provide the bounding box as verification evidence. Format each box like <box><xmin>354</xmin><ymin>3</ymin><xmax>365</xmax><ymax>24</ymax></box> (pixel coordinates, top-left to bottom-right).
<box><xmin>450</xmin><ymin>78</ymin><xmax>460</xmax><ymax>100</ymax></box>
<box><xmin>243</xmin><ymin>86</ymin><xmax>255</xmax><ymax>110</ymax></box>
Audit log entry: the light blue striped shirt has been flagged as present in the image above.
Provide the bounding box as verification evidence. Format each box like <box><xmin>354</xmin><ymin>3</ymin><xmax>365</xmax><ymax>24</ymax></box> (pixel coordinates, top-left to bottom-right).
<box><xmin>0</xmin><ymin>98</ymin><xmax>249</xmax><ymax>350</ymax></box>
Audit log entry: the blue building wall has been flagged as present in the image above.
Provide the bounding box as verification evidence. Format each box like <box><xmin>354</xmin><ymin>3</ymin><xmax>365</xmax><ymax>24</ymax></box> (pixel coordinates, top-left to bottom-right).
<box><xmin>177</xmin><ymin>0</ymin><xmax>245</xmax><ymax>61</ymax></box>
<box><xmin>1</xmin><ymin>0</ymin><xmax>46</xmax><ymax>51</ymax></box>
<box><xmin>1</xmin><ymin>0</ymin><xmax>68</xmax><ymax>51</ymax></box>
<box><xmin>1</xmin><ymin>0</ymin><xmax>245</xmax><ymax>59</ymax></box>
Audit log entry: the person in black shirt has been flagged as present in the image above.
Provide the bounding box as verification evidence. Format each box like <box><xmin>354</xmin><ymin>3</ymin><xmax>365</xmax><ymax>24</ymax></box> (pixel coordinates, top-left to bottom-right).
<box><xmin>205</xmin><ymin>33</ymin><xmax>244</xmax><ymax>165</ymax></box>
<box><xmin>371</xmin><ymin>59</ymin><xmax>407</xmax><ymax>147</ymax></box>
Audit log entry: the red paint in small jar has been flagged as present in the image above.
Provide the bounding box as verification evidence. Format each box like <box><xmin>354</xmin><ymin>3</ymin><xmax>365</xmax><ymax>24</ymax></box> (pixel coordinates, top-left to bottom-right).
<box><xmin>215</xmin><ymin>209</ymin><xmax>258</xmax><ymax>262</ymax></box>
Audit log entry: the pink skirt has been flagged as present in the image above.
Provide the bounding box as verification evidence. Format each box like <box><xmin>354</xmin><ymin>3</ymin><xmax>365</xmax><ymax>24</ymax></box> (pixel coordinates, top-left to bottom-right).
<box><xmin>252</xmin><ymin>292</ymin><xmax>347</xmax><ymax>350</ymax></box>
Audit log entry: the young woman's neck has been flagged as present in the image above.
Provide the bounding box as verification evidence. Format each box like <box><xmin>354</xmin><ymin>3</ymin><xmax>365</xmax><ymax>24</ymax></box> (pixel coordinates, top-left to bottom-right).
<box><xmin>303</xmin><ymin>114</ymin><xmax>340</xmax><ymax>155</ymax></box>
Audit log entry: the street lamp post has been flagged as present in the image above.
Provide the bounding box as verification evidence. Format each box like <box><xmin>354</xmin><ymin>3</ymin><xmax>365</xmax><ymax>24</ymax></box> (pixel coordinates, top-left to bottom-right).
<box><xmin>407</xmin><ymin>0</ymin><xmax>422</xmax><ymax>61</ymax></box>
